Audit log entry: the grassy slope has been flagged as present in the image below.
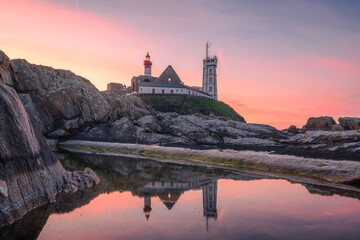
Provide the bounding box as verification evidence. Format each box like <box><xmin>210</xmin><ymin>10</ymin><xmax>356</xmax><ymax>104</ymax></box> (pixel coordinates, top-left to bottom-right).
<box><xmin>139</xmin><ymin>95</ymin><xmax>245</xmax><ymax>122</ymax></box>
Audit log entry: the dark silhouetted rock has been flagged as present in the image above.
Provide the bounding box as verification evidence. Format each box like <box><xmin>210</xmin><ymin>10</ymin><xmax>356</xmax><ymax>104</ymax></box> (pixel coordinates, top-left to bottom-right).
<box><xmin>302</xmin><ymin>116</ymin><xmax>336</xmax><ymax>131</ymax></box>
<box><xmin>339</xmin><ymin>117</ymin><xmax>360</xmax><ymax>130</ymax></box>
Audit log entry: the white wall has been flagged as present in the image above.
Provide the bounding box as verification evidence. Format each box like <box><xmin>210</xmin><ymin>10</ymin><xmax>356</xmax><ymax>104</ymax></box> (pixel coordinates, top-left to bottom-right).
<box><xmin>139</xmin><ymin>86</ymin><xmax>211</xmax><ymax>98</ymax></box>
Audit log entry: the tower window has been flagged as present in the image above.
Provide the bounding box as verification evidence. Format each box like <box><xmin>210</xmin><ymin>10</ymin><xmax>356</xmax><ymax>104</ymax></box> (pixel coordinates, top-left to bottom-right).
<box><xmin>209</xmin><ymin>69</ymin><xmax>212</xmax><ymax>74</ymax></box>
<box><xmin>209</xmin><ymin>87</ymin><xmax>212</xmax><ymax>92</ymax></box>
<box><xmin>209</xmin><ymin>77</ymin><xmax>212</xmax><ymax>82</ymax></box>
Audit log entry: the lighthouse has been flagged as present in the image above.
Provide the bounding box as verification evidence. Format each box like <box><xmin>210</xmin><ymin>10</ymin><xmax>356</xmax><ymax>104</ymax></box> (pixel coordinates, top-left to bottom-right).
<box><xmin>144</xmin><ymin>52</ymin><xmax>152</xmax><ymax>76</ymax></box>
<box><xmin>143</xmin><ymin>195</ymin><xmax>152</xmax><ymax>220</ymax></box>
<box><xmin>202</xmin><ymin>42</ymin><xmax>218</xmax><ymax>100</ymax></box>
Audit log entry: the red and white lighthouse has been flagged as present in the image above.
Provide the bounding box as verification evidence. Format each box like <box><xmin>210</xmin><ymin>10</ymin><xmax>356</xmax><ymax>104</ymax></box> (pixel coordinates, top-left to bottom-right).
<box><xmin>143</xmin><ymin>195</ymin><xmax>152</xmax><ymax>220</ymax></box>
<box><xmin>144</xmin><ymin>52</ymin><xmax>152</xmax><ymax>76</ymax></box>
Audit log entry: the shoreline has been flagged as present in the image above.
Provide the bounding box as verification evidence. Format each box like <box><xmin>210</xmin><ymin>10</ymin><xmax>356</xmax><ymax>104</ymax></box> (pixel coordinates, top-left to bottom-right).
<box><xmin>58</xmin><ymin>140</ymin><xmax>360</xmax><ymax>192</ymax></box>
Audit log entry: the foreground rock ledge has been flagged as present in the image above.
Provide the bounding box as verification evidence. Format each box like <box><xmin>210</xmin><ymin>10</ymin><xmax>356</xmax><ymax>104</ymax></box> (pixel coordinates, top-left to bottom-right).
<box><xmin>0</xmin><ymin>53</ymin><xmax>100</xmax><ymax>227</ymax></box>
<box><xmin>59</xmin><ymin>140</ymin><xmax>360</xmax><ymax>186</ymax></box>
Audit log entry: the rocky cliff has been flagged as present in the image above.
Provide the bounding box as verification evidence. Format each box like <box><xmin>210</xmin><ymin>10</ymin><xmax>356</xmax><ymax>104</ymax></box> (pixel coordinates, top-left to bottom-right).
<box><xmin>0</xmin><ymin>51</ymin><xmax>99</xmax><ymax>226</ymax></box>
<box><xmin>6</xmin><ymin>55</ymin><xmax>283</xmax><ymax>149</ymax></box>
<box><xmin>7</xmin><ymin>58</ymin><xmax>154</xmax><ymax>138</ymax></box>
<box><xmin>3</xmin><ymin>50</ymin><xmax>360</xmax><ymax>161</ymax></box>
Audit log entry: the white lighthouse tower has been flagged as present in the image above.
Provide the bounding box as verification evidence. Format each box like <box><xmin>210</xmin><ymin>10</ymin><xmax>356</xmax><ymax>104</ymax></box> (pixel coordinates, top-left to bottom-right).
<box><xmin>202</xmin><ymin>42</ymin><xmax>218</xmax><ymax>100</ymax></box>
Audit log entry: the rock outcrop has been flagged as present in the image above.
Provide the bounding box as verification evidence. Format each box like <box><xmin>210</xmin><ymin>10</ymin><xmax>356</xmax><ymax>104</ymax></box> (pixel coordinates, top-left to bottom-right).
<box><xmin>302</xmin><ymin>116</ymin><xmax>336</xmax><ymax>131</ymax></box>
<box><xmin>301</xmin><ymin>116</ymin><xmax>360</xmax><ymax>132</ymax></box>
<box><xmin>339</xmin><ymin>117</ymin><xmax>360</xmax><ymax>130</ymax></box>
<box><xmin>3</xmin><ymin>50</ymin><xmax>360</xmax><ymax>161</ymax></box>
<box><xmin>5</xmin><ymin>56</ymin><xmax>280</xmax><ymax>149</ymax></box>
<box><xmin>7</xmin><ymin>59</ymin><xmax>156</xmax><ymax>138</ymax></box>
<box><xmin>72</xmin><ymin>112</ymin><xmax>285</xmax><ymax>149</ymax></box>
<box><xmin>280</xmin><ymin>130</ymin><xmax>360</xmax><ymax>160</ymax></box>
<box><xmin>9</xmin><ymin>59</ymin><xmax>112</xmax><ymax>136</ymax></box>
<box><xmin>0</xmin><ymin>51</ymin><xmax>99</xmax><ymax>226</ymax></box>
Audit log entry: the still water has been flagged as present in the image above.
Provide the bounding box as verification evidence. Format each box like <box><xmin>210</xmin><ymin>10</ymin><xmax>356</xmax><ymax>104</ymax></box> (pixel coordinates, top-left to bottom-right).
<box><xmin>4</xmin><ymin>151</ymin><xmax>360</xmax><ymax>240</ymax></box>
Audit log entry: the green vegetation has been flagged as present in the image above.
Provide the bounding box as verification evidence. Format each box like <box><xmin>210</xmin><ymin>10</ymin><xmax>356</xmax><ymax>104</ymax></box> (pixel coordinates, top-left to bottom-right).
<box><xmin>140</xmin><ymin>95</ymin><xmax>245</xmax><ymax>122</ymax></box>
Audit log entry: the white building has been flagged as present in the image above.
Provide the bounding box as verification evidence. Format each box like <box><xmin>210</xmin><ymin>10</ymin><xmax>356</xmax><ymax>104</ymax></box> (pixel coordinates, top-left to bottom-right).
<box><xmin>138</xmin><ymin>82</ymin><xmax>212</xmax><ymax>98</ymax></box>
<box><xmin>129</xmin><ymin>50</ymin><xmax>217</xmax><ymax>100</ymax></box>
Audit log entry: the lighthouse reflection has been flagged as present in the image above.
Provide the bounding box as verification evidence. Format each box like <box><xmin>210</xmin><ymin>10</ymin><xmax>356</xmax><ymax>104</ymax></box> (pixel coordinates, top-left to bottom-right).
<box><xmin>140</xmin><ymin>180</ymin><xmax>218</xmax><ymax>226</ymax></box>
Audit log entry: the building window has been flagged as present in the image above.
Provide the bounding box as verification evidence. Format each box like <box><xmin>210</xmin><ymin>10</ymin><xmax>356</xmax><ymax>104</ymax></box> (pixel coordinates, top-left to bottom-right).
<box><xmin>209</xmin><ymin>87</ymin><xmax>212</xmax><ymax>92</ymax></box>
<box><xmin>152</xmin><ymin>89</ymin><xmax>155</xmax><ymax>94</ymax></box>
<box><xmin>176</xmin><ymin>89</ymin><xmax>178</xmax><ymax>92</ymax></box>
<box><xmin>181</xmin><ymin>89</ymin><xmax>183</xmax><ymax>92</ymax></box>
<box><xmin>209</xmin><ymin>77</ymin><xmax>212</xmax><ymax>82</ymax></box>
<box><xmin>168</xmin><ymin>78</ymin><xmax>171</xmax><ymax>83</ymax></box>
<box><xmin>171</xmin><ymin>89</ymin><xmax>173</xmax><ymax>94</ymax></box>
<box><xmin>162</xmin><ymin>89</ymin><xmax>165</xmax><ymax>94</ymax></box>
<box><xmin>140</xmin><ymin>88</ymin><xmax>142</xmax><ymax>92</ymax></box>
<box><xmin>209</xmin><ymin>68</ymin><xmax>212</xmax><ymax>74</ymax></box>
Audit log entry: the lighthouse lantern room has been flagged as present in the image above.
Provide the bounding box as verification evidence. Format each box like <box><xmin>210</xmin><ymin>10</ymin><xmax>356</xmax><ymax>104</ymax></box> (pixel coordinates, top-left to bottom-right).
<box><xmin>144</xmin><ymin>52</ymin><xmax>152</xmax><ymax>76</ymax></box>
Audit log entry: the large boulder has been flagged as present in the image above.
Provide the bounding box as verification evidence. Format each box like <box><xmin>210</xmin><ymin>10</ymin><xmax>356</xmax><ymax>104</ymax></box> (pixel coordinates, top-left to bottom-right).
<box><xmin>0</xmin><ymin>51</ymin><xmax>99</xmax><ymax>226</ymax></box>
<box><xmin>339</xmin><ymin>117</ymin><xmax>360</xmax><ymax>130</ymax></box>
<box><xmin>302</xmin><ymin>116</ymin><xmax>336</xmax><ymax>131</ymax></box>
<box><xmin>9</xmin><ymin>59</ymin><xmax>112</xmax><ymax>135</ymax></box>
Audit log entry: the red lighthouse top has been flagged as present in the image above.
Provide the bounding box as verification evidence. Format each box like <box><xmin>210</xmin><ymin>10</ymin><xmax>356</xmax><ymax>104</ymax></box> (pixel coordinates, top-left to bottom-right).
<box><xmin>144</xmin><ymin>52</ymin><xmax>152</xmax><ymax>67</ymax></box>
<box><xmin>144</xmin><ymin>52</ymin><xmax>152</xmax><ymax>76</ymax></box>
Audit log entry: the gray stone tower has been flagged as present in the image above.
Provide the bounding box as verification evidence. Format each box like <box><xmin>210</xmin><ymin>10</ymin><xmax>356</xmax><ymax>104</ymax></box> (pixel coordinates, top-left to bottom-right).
<box><xmin>202</xmin><ymin>42</ymin><xmax>218</xmax><ymax>100</ymax></box>
<box><xmin>202</xmin><ymin>179</ymin><xmax>218</xmax><ymax>231</ymax></box>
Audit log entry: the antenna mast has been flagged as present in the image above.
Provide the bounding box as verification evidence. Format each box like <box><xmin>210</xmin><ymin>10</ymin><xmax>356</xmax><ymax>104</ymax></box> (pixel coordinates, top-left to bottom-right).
<box><xmin>206</xmin><ymin>41</ymin><xmax>212</xmax><ymax>59</ymax></box>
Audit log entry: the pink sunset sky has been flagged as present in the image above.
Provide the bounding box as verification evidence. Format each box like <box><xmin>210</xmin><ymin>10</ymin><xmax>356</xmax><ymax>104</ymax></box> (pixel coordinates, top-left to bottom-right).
<box><xmin>1</xmin><ymin>0</ymin><xmax>359</xmax><ymax>129</ymax></box>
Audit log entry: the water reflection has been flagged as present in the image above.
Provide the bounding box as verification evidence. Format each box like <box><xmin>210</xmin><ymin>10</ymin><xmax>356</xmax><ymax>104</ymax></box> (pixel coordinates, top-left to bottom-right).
<box><xmin>1</xmin><ymin>151</ymin><xmax>360</xmax><ymax>240</ymax></box>
<box><xmin>203</xmin><ymin>180</ymin><xmax>218</xmax><ymax>230</ymax></box>
<box><xmin>139</xmin><ymin>179</ymin><xmax>218</xmax><ymax>226</ymax></box>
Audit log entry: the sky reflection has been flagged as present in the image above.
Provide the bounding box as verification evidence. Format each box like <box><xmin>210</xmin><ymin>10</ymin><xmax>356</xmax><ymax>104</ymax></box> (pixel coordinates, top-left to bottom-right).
<box><xmin>38</xmin><ymin>178</ymin><xmax>360</xmax><ymax>240</ymax></box>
